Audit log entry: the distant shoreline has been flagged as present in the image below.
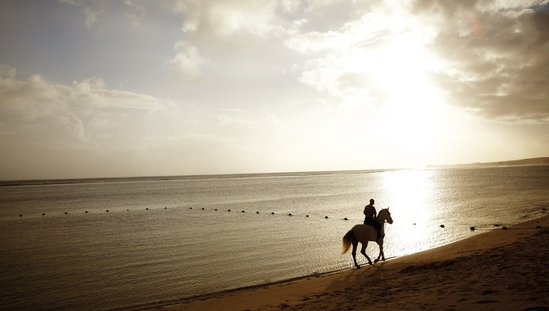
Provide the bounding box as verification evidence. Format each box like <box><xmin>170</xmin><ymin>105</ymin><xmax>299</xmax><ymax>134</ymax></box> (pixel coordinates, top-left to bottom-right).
<box><xmin>429</xmin><ymin>156</ymin><xmax>549</xmax><ymax>169</ymax></box>
<box><xmin>457</xmin><ymin>156</ymin><xmax>549</xmax><ymax>167</ymax></box>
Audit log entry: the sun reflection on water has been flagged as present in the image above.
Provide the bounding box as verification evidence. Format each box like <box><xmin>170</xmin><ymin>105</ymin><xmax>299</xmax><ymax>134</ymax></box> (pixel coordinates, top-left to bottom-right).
<box><xmin>381</xmin><ymin>169</ymin><xmax>438</xmax><ymax>255</ymax></box>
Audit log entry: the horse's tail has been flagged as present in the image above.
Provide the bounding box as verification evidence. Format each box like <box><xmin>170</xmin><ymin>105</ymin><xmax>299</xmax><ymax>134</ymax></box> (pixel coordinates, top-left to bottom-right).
<box><xmin>342</xmin><ymin>229</ymin><xmax>354</xmax><ymax>254</ymax></box>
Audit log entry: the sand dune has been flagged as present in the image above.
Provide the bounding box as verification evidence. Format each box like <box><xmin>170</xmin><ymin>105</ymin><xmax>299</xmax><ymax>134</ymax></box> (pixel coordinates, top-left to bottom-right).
<box><xmin>135</xmin><ymin>215</ymin><xmax>548</xmax><ymax>311</ymax></box>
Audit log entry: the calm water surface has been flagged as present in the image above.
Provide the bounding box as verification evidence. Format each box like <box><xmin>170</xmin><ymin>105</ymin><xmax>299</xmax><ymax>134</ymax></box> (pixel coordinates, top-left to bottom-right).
<box><xmin>1</xmin><ymin>166</ymin><xmax>548</xmax><ymax>310</ymax></box>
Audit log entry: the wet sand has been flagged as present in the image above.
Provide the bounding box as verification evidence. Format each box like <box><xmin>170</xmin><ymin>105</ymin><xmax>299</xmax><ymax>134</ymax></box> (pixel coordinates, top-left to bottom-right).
<box><xmin>135</xmin><ymin>215</ymin><xmax>549</xmax><ymax>311</ymax></box>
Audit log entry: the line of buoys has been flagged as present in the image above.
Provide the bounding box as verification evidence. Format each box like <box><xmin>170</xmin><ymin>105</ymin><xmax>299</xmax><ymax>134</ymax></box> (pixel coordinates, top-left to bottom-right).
<box><xmin>20</xmin><ymin>206</ymin><xmax>353</xmax><ymax>220</ymax></box>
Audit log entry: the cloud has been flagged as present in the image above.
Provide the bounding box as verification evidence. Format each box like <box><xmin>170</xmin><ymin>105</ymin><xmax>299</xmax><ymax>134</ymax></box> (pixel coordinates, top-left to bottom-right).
<box><xmin>59</xmin><ymin>0</ymin><xmax>151</xmax><ymax>29</ymax></box>
<box><xmin>286</xmin><ymin>3</ymin><xmax>436</xmax><ymax>105</ymax></box>
<box><xmin>59</xmin><ymin>0</ymin><xmax>100</xmax><ymax>29</ymax></box>
<box><xmin>280</xmin><ymin>0</ymin><xmax>549</xmax><ymax>122</ymax></box>
<box><xmin>172</xmin><ymin>0</ymin><xmax>286</xmax><ymax>38</ymax></box>
<box><xmin>169</xmin><ymin>42</ymin><xmax>206</xmax><ymax>81</ymax></box>
<box><xmin>0</xmin><ymin>66</ymin><xmax>174</xmax><ymax>151</ymax></box>
<box><xmin>0</xmin><ymin>66</ymin><xmax>288</xmax><ymax>178</ymax></box>
<box><xmin>414</xmin><ymin>0</ymin><xmax>549</xmax><ymax>122</ymax></box>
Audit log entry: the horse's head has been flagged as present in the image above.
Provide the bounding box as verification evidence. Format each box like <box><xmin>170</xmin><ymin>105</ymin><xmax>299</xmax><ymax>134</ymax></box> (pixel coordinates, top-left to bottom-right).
<box><xmin>377</xmin><ymin>208</ymin><xmax>393</xmax><ymax>224</ymax></box>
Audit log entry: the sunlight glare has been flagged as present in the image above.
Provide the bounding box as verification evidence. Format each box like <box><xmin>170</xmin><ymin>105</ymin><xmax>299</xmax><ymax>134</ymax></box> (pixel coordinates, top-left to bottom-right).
<box><xmin>335</xmin><ymin>22</ymin><xmax>449</xmax><ymax>163</ymax></box>
<box><xmin>382</xmin><ymin>169</ymin><xmax>435</xmax><ymax>252</ymax></box>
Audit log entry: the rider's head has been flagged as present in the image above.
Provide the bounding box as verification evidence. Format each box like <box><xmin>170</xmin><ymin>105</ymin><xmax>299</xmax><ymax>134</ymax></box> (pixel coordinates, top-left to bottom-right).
<box><xmin>369</xmin><ymin>199</ymin><xmax>375</xmax><ymax>205</ymax></box>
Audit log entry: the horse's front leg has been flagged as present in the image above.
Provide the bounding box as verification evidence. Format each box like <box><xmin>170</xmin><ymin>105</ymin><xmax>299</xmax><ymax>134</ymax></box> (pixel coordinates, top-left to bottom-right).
<box><xmin>374</xmin><ymin>240</ymin><xmax>385</xmax><ymax>264</ymax></box>
<box><xmin>360</xmin><ymin>242</ymin><xmax>373</xmax><ymax>265</ymax></box>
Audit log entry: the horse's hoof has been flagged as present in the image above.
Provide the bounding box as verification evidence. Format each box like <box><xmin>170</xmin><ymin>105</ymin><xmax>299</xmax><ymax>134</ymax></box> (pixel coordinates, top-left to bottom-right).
<box><xmin>374</xmin><ymin>259</ymin><xmax>379</xmax><ymax>264</ymax></box>
<box><xmin>356</xmin><ymin>265</ymin><xmax>361</xmax><ymax>269</ymax></box>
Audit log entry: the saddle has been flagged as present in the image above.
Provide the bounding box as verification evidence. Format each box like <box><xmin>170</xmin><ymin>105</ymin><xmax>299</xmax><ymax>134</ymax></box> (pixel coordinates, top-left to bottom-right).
<box><xmin>363</xmin><ymin>217</ymin><xmax>382</xmax><ymax>238</ymax></box>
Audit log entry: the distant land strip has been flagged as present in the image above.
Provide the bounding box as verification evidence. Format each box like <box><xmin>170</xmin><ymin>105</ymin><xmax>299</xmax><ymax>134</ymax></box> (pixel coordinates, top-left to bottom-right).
<box><xmin>461</xmin><ymin>157</ymin><xmax>549</xmax><ymax>167</ymax></box>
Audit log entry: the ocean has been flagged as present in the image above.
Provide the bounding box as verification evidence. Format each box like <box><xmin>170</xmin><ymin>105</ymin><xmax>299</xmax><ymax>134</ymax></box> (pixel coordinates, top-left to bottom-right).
<box><xmin>1</xmin><ymin>166</ymin><xmax>548</xmax><ymax>310</ymax></box>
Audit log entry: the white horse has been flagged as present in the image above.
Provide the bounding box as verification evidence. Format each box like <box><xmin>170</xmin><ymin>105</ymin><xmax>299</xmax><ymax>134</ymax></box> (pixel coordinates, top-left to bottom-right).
<box><xmin>341</xmin><ymin>208</ymin><xmax>393</xmax><ymax>269</ymax></box>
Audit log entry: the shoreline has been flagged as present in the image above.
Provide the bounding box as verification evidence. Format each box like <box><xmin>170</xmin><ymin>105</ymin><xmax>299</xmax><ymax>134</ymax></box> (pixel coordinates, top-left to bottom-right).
<box><xmin>120</xmin><ymin>214</ymin><xmax>549</xmax><ymax>311</ymax></box>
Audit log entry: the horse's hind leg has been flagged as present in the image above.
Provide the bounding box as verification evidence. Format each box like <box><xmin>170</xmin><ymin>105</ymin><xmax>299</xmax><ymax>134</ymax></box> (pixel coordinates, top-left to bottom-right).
<box><xmin>351</xmin><ymin>239</ymin><xmax>360</xmax><ymax>269</ymax></box>
<box><xmin>360</xmin><ymin>242</ymin><xmax>373</xmax><ymax>265</ymax></box>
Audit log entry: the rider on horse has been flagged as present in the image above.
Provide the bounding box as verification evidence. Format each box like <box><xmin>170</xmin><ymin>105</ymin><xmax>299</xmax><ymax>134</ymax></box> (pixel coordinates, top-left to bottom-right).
<box><xmin>363</xmin><ymin>198</ymin><xmax>382</xmax><ymax>239</ymax></box>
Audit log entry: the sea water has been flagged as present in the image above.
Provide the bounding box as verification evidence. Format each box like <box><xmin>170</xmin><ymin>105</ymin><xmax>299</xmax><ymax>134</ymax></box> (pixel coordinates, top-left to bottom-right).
<box><xmin>0</xmin><ymin>166</ymin><xmax>548</xmax><ymax>310</ymax></box>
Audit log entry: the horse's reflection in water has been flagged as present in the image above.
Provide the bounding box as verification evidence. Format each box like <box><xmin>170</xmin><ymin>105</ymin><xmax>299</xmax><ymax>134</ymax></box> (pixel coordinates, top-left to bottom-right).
<box><xmin>342</xmin><ymin>208</ymin><xmax>393</xmax><ymax>268</ymax></box>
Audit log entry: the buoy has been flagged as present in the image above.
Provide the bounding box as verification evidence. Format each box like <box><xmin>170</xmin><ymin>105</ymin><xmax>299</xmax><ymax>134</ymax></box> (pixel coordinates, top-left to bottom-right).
<box><xmin>106</xmin><ymin>210</ymin><xmax>109</xmax><ymax>213</ymax></box>
<box><xmin>85</xmin><ymin>211</ymin><xmax>88</xmax><ymax>213</ymax></box>
<box><xmin>306</xmin><ymin>215</ymin><xmax>309</xmax><ymax>217</ymax></box>
<box><xmin>19</xmin><ymin>214</ymin><xmax>23</xmax><ymax>217</ymax></box>
<box><xmin>242</xmin><ymin>210</ymin><xmax>246</xmax><ymax>213</ymax></box>
<box><xmin>228</xmin><ymin>209</ymin><xmax>231</xmax><ymax>212</ymax></box>
<box><xmin>214</xmin><ymin>208</ymin><xmax>218</xmax><ymax>211</ymax></box>
<box><xmin>201</xmin><ymin>208</ymin><xmax>205</xmax><ymax>210</ymax></box>
<box><xmin>146</xmin><ymin>208</ymin><xmax>149</xmax><ymax>210</ymax></box>
<box><xmin>344</xmin><ymin>217</ymin><xmax>349</xmax><ymax>220</ymax></box>
<box><xmin>440</xmin><ymin>224</ymin><xmax>445</xmax><ymax>228</ymax></box>
<box><xmin>64</xmin><ymin>212</ymin><xmax>68</xmax><ymax>215</ymax></box>
<box><xmin>325</xmin><ymin>216</ymin><xmax>329</xmax><ymax>219</ymax></box>
<box><xmin>42</xmin><ymin>213</ymin><xmax>46</xmax><ymax>216</ymax></box>
<box><xmin>256</xmin><ymin>211</ymin><xmax>259</xmax><ymax>214</ymax></box>
<box><xmin>165</xmin><ymin>207</ymin><xmax>168</xmax><ymax>209</ymax></box>
<box><xmin>271</xmin><ymin>212</ymin><xmax>275</xmax><ymax>215</ymax></box>
<box><xmin>189</xmin><ymin>207</ymin><xmax>192</xmax><ymax>210</ymax></box>
<box><xmin>288</xmin><ymin>213</ymin><xmax>292</xmax><ymax>216</ymax></box>
<box><xmin>502</xmin><ymin>226</ymin><xmax>508</xmax><ymax>230</ymax></box>
<box><xmin>470</xmin><ymin>226</ymin><xmax>475</xmax><ymax>231</ymax></box>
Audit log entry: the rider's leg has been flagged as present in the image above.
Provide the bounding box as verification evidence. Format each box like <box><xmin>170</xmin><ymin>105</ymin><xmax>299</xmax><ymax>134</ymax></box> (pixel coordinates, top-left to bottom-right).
<box><xmin>375</xmin><ymin>222</ymin><xmax>382</xmax><ymax>239</ymax></box>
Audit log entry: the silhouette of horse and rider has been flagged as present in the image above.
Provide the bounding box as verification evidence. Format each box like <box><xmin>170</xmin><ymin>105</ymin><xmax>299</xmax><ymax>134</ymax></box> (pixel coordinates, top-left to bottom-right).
<box><xmin>342</xmin><ymin>198</ymin><xmax>393</xmax><ymax>268</ymax></box>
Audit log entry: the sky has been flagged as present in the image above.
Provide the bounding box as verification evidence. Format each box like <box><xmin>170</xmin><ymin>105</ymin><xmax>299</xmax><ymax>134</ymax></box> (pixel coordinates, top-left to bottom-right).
<box><xmin>1</xmin><ymin>0</ymin><xmax>548</xmax><ymax>180</ymax></box>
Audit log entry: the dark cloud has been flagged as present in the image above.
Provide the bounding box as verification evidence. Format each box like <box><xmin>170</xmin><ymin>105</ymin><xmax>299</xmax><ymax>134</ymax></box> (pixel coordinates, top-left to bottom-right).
<box><xmin>415</xmin><ymin>0</ymin><xmax>549</xmax><ymax>122</ymax></box>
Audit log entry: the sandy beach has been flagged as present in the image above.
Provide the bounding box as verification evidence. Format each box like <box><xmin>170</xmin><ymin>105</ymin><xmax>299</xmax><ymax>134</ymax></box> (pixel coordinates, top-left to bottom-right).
<box><xmin>131</xmin><ymin>215</ymin><xmax>548</xmax><ymax>311</ymax></box>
